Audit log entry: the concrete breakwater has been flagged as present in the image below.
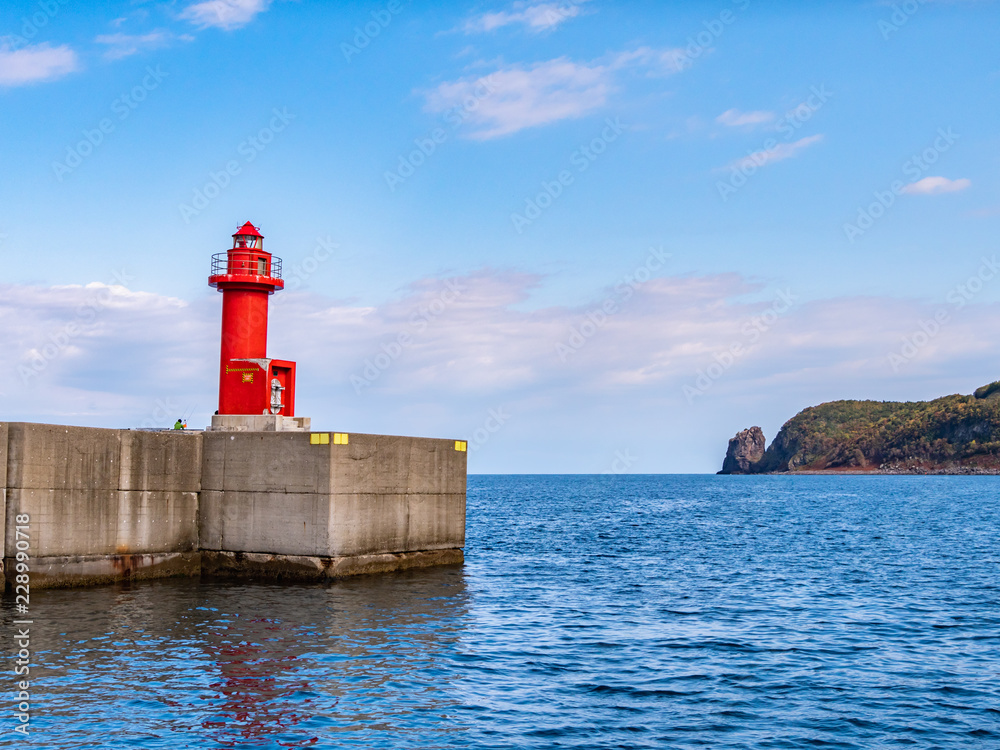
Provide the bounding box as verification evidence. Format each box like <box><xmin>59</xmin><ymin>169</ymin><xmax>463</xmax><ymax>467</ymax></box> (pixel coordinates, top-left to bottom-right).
<box><xmin>2</xmin><ymin>422</ymin><xmax>466</xmax><ymax>589</ymax></box>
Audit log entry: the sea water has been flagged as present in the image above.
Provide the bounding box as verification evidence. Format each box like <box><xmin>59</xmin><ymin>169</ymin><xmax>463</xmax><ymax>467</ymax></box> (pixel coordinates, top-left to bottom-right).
<box><xmin>5</xmin><ymin>475</ymin><xmax>999</xmax><ymax>748</ymax></box>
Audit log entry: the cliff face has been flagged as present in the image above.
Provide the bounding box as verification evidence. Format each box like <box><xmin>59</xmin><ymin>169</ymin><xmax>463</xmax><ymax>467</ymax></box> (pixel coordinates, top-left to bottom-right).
<box><xmin>721</xmin><ymin>381</ymin><xmax>1000</xmax><ymax>474</ymax></box>
<box><xmin>718</xmin><ymin>427</ymin><xmax>766</xmax><ymax>474</ymax></box>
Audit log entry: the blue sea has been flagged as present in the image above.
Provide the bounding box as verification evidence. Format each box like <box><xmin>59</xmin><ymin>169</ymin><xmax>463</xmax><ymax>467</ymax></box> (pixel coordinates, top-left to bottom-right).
<box><xmin>6</xmin><ymin>475</ymin><xmax>1000</xmax><ymax>749</ymax></box>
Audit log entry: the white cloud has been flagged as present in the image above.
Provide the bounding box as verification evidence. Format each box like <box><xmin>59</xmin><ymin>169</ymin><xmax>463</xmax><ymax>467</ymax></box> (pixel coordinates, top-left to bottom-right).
<box><xmin>95</xmin><ymin>31</ymin><xmax>189</xmax><ymax>60</ymax></box>
<box><xmin>902</xmin><ymin>176</ymin><xmax>971</xmax><ymax>195</ymax></box>
<box><xmin>716</xmin><ymin>108</ymin><xmax>775</xmax><ymax>127</ymax></box>
<box><xmin>288</xmin><ymin>269</ymin><xmax>999</xmax><ymax>405</ymax></box>
<box><xmin>179</xmin><ymin>0</ymin><xmax>271</xmax><ymax>30</ymax></box>
<box><xmin>465</xmin><ymin>1</ymin><xmax>588</xmax><ymax>33</ymax></box>
<box><xmin>0</xmin><ymin>43</ymin><xmax>78</xmax><ymax>87</ymax></box>
<box><xmin>725</xmin><ymin>134</ymin><xmax>823</xmax><ymax>171</ymax></box>
<box><xmin>609</xmin><ymin>46</ymin><xmax>691</xmax><ymax>76</ymax></box>
<box><xmin>424</xmin><ymin>47</ymin><xmax>683</xmax><ymax>139</ymax></box>
<box><xmin>425</xmin><ymin>58</ymin><xmax>611</xmax><ymax>139</ymax></box>
<box><xmin>2</xmin><ymin>281</ymin><xmax>211</xmax><ymax>425</ymax></box>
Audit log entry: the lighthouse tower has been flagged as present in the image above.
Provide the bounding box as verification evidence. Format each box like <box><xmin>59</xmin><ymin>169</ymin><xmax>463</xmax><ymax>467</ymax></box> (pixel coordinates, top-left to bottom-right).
<box><xmin>209</xmin><ymin>221</ymin><xmax>305</xmax><ymax>430</ymax></box>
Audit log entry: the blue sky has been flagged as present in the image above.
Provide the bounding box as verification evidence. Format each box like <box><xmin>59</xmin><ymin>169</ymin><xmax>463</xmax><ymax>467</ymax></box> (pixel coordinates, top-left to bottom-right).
<box><xmin>2</xmin><ymin>0</ymin><xmax>999</xmax><ymax>472</ymax></box>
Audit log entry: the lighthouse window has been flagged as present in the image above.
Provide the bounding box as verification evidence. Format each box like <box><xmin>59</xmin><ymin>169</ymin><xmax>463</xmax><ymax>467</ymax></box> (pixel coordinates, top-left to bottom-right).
<box><xmin>258</xmin><ymin>257</ymin><xmax>267</xmax><ymax>275</ymax></box>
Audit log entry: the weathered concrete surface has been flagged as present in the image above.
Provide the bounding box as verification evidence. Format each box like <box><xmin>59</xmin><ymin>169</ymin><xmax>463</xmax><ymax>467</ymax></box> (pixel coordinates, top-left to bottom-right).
<box><xmin>2</xmin><ymin>423</ymin><xmax>466</xmax><ymax>589</ymax></box>
<box><xmin>4</xmin><ymin>424</ymin><xmax>202</xmax><ymax>589</ymax></box>
<box><xmin>8</xmin><ymin>488</ymin><xmax>120</xmax><ymax>557</ymax></box>
<box><xmin>5</xmin><ymin>488</ymin><xmax>197</xmax><ymax>558</ymax></box>
<box><xmin>199</xmin><ymin>489</ymin><xmax>331</xmax><ymax>556</ymax></box>
<box><xmin>115</xmin><ymin>491</ymin><xmax>200</xmax><ymax>553</ymax></box>
<box><xmin>14</xmin><ymin>552</ymin><xmax>201</xmax><ymax>589</ymax></box>
<box><xmin>199</xmin><ymin>431</ymin><xmax>467</xmax><ymax>560</ymax></box>
<box><xmin>201</xmin><ymin>548</ymin><xmax>463</xmax><ymax>581</ymax></box>
<box><xmin>209</xmin><ymin>414</ymin><xmax>311</xmax><ymax>432</ymax></box>
<box><xmin>202</xmin><ymin>432</ymin><xmax>330</xmax><ymax>494</ymax></box>
<box><xmin>329</xmin><ymin>433</ymin><xmax>467</xmax><ymax>495</ymax></box>
<box><xmin>119</xmin><ymin>430</ymin><xmax>202</xmax><ymax>492</ymax></box>
<box><xmin>328</xmin><ymin>493</ymin><xmax>465</xmax><ymax>556</ymax></box>
<box><xmin>7</xmin><ymin>423</ymin><xmax>121</xmax><ymax>491</ymax></box>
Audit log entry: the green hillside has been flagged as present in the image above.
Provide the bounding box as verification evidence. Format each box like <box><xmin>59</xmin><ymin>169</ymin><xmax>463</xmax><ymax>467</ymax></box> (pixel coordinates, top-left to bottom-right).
<box><xmin>750</xmin><ymin>382</ymin><xmax>1000</xmax><ymax>473</ymax></box>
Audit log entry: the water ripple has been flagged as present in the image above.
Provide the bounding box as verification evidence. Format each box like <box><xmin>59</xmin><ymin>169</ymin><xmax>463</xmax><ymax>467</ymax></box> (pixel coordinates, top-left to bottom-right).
<box><xmin>3</xmin><ymin>475</ymin><xmax>999</xmax><ymax>748</ymax></box>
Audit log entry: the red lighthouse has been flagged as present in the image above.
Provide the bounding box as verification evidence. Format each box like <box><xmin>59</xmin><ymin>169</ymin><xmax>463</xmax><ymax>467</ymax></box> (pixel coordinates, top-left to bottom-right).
<box><xmin>209</xmin><ymin>222</ymin><xmax>297</xmax><ymax>419</ymax></box>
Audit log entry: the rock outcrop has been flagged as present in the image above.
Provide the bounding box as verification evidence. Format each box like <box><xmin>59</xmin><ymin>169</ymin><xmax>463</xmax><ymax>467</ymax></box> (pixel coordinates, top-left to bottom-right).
<box><xmin>719</xmin><ymin>382</ymin><xmax>1000</xmax><ymax>474</ymax></box>
<box><xmin>718</xmin><ymin>426</ymin><xmax>766</xmax><ymax>474</ymax></box>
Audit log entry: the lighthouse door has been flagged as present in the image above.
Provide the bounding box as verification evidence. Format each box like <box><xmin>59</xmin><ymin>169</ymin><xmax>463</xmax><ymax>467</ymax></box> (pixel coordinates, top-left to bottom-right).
<box><xmin>268</xmin><ymin>361</ymin><xmax>296</xmax><ymax>417</ymax></box>
<box><xmin>269</xmin><ymin>378</ymin><xmax>284</xmax><ymax>414</ymax></box>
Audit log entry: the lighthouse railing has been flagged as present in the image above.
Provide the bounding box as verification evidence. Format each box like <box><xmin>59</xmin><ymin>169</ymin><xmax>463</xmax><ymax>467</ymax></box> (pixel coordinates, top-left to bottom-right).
<box><xmin>210</xmin><ymin>252</ymin><xmax>283</xmax><ymax>279</ymax></box>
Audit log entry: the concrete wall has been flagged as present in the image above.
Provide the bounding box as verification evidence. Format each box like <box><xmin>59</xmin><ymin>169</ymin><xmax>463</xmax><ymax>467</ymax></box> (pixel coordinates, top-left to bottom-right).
<box><xmin>1</xmin><ymin>423</ymin><xmax>466</xmax><ymax>588</ymax></box>
<box><xmin>198</xmin><ymin>431</ymin><xmax>466</xmax><ymax>561</ymax></box>
<box><xmin>3</xmin><ymin>423</ymin><xmax>201</xmax><ymax>587</ymax></box>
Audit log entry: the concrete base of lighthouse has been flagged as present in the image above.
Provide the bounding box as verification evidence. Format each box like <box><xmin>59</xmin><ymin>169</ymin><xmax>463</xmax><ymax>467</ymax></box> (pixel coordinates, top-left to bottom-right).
<box><xmin>1</xmin><ymin>422</ymin><xmax>466</xmax><ymax>589</ymax></box>
<box><xmin>209</xmin><ymin>414</ymin><xmax>311</xmax><ymax>432</ymax></box>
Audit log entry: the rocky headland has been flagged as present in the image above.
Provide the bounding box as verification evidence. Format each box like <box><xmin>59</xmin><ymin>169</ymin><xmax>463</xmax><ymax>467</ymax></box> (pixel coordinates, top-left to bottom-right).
<box><xmin>719</xmin><ymin>381</ymin><xmax>1000</xmax><ymax>474</ymax></box>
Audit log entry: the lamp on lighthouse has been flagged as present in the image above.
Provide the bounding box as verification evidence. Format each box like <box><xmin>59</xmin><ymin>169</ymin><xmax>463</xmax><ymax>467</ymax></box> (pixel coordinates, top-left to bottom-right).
<box><xmin>233</xmin><ymin>222</ymin><xmax>262</xmax><ymax>250</ymax></box>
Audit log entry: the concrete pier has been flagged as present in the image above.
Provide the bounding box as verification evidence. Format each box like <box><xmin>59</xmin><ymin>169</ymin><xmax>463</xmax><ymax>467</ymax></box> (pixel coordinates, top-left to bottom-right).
<box><xmin>2</xmin><ymin>422</ymin><xmax>466</xmax><ymax>589</ymax></box>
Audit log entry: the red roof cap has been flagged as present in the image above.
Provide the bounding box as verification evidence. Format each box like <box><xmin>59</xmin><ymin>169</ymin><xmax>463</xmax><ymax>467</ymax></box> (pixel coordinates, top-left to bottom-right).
<box><xmin>232</xmin><ymin>221</ymin><xmax>263</xmax><ymax>238</ymax></box>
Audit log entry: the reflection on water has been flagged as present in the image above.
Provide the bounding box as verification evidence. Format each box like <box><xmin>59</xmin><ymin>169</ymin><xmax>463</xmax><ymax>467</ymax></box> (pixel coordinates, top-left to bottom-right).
<box><xmin>16</xmin><ymin>569</ymin><xmax>469</xmax><ymax>749</ymax></box>
<box><xmin>5</xmin><ymin>475</ymin><xmax>1000</xmax><ymax>749</ymax></box>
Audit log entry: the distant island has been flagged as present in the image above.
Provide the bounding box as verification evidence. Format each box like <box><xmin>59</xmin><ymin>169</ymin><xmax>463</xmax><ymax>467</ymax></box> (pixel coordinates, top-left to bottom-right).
<box><xmin>720</xmin><ymin>381</ymin><xmax>1000</xmax><ymax>475</ymax></box>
